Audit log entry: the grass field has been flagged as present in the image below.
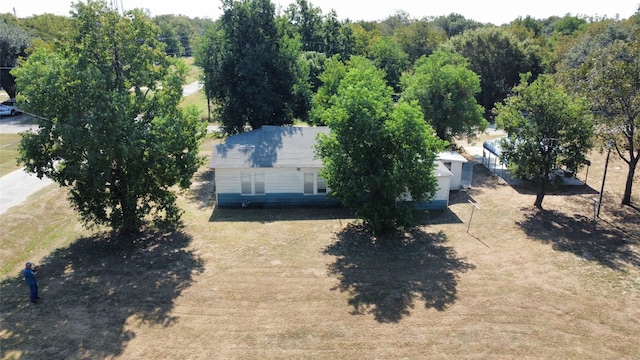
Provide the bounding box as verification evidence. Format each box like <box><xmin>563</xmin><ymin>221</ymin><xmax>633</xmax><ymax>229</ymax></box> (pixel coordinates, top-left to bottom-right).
<box><xmin>0</xmin><ymin>134</ymin><xmax>21</xmax><ymax>177</ymax></box>
<box><xmin>1</xmin><ymin>131</ymin><xmax>638</xmax><ymax>359</ymax></box>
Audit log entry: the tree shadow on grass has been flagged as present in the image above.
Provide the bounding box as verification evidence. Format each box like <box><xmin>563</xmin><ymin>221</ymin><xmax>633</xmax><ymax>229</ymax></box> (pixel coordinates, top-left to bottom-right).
<box><xmin>0</xmin><ymin>230</ymin><xmax>204</xmax><ymax>359</ymax></box>
<box><xmin>323</xmin><ymin>225</ymin><xmax>475</xmax><ymax>323</ymax></box>
<box><xmin>185</xmin><ymin>168</ymin><xmax>216</xmax><ymax>210</ymax></box>
<box><xmin>517</xmin><ymin>208</ymin><xmax>640</xmax><ymax>270</ymax></box>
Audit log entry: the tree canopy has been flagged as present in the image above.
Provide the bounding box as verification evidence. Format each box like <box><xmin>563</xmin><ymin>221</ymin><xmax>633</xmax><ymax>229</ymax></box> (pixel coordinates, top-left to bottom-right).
<box><xmin>308</xmin><ymin>54</ymin><xmax>346</xmax><ymax>125</ymax></box>
<box><xmin>315</xmin><ymin>56</ymin><xmax>445</xmax><ymax>233</ymax></box>
<box><xmin>13</xmin><ymin>1</ymin><xmax>206</xmax><ymax>234</ymax></box>
<box><xmin>197</xmin><ymin>0</ymin><xmax>299</xmax><ymax>133</ymax></box>
<box><xmin>494</xmin><ymin>74</ymin><xmax>594</xmax><ymax>208</ymax></box>
<box><xmin>368</xmin><ymin>37</ymin><xmax>409</xmax><ymax>93</ymax></box>
<box><xmin>0</xmin><ymin>21</ymin><xmax>31</xmax><ymax>98</ymax></box>
<box><xmin>562</xmin><ymin>19</ymin><xmax>640</xmax><ymax>206</ymax></box>
<box><xmin>401</xmin><ymin>49</ymin><xmax>487</xmax><ymax>142</ymax></box>
<box><xmin>443</xmin><ymin>26</ymin><xmax>545</xmax><ymax>119</ymax></box>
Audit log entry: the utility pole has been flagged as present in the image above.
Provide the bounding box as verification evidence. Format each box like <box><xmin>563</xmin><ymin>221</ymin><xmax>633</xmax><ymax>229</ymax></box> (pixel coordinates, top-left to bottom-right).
<box><xmin>597</xmin><ymin>141</ymin><xmax>612</xmax><ymax>217</ymax></box>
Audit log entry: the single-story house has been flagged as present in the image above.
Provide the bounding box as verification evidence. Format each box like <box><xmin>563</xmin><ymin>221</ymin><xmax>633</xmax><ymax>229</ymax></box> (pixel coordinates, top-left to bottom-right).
<box><xmin>210</xmin><ymin>126</ymin><xmax>457</xmax><ymax>209</ymax></box>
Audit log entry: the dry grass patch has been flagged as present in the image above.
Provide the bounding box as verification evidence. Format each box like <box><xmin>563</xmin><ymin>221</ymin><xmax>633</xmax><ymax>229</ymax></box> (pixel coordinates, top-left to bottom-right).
<box><xmin>1</xmin><ymin>135</ymin><xmax>639</xmax><ymax>359</ymax></box>
<box><xmin>0</xmin><ymin>133</ymin><xmax>22</xmax><ymax>177</ymax></box>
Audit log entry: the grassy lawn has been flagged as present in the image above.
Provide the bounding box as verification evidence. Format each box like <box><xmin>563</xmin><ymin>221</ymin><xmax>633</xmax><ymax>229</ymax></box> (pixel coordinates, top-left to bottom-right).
<box><xmin>0</xmin><ymin>134</ymin><xmax>22</xmax><ymax>177</ymax></box>
<box><xmin>180</xmin><ymin>89</ymin><xmax>214</xmax><ymax>123</ymax></box>
<box><xmin>1</xmin><ymin>134</ymin><xmax>639</xmax><ymax>359</ymax></box>
<box><xmin>183</xmin><ymin>57</ymin><xmax>201</xmax><ymax>84</ymax></box>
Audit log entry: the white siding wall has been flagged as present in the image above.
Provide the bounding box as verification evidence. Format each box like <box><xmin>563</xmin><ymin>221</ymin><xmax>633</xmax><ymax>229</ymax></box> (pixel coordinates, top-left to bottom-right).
<box><xmin>215</xmin><ymin>167</ymin><xmax>323</xmax><ymax>194</ymax></box>
<box><xmin>398</xmin><ymin>174</ymin><xmax>451</xmax><ymax>203</ymax></box>
<box><xmin>449</xmin><ymin>162</ymin><xmax>463</xmax><ymax>189</ymax></box>
<box><xmin>434</xmin><ymin>175</ymin><xmax>451</xmax><ymax>202</ymax></box>
<box><xmin>216</xmin><ymin>167</ymin><xmax>449</xmax><ymax>206</ymax></box>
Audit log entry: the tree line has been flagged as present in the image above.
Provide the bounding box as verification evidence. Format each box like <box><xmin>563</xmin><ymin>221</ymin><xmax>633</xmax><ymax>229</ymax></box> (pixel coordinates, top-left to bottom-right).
<box><xmin>2</xmin><ymin>0</ymin><xmax>638</xmax><ymax>234</ymax></box>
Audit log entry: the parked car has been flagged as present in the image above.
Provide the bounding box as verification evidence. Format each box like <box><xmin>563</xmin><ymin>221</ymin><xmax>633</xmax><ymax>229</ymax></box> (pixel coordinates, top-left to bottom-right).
<box><xmin>0</xmin><ymin>104</ymin><xmax>16</xmax><ymax>116</ymax></box>
<box><xmin>1</xmin><ymin>99</ymin><xmax>21</xmax><ymax>115</ymax></box>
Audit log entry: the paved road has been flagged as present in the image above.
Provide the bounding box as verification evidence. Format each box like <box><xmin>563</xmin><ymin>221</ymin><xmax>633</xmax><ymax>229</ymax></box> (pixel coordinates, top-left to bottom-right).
<box><xmin>0</xmin><ymin>113</ymin><xmax>52</xmax><ymax>215</ymax></box>
<box><xmin>0</xmin><ymin>81</ymin><xmax>204</xmax><ymax>215</ymax></box>
<box><xmin>0</xmin><ymin>168</ymin><xmax>53</xmax><ymax>215</ymax></box>
<box><xmin>183</xmin><ymin>81</ymin><xmax>203</xmax><ymax>97</ymax></box>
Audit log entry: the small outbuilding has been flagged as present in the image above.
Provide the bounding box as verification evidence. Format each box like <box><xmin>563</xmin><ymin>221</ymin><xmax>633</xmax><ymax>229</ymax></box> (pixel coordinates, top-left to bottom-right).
<box><xmin>436</xmin><ymin>151</ymin><xmax>468</xmax><ymax>190</ymax></box>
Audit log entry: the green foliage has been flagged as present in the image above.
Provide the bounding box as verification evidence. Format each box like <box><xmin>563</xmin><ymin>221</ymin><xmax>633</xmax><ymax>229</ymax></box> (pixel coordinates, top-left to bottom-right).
<box><xmin>379</xmin><ymin>10</ymin><xmax>413</xmax><ymax>36</ymax></box>
<box><xmin>282</xmin><ymin>0</ymin><xmax>324</xmax><ymax>53</ymax></box>
<box><xmin>0</xmin><ymin>21</ymin><xmax>31</xmax><ymax>98</ymax></box>
<box><xmin>322</xmin><ymin>10</ymin><xmax>356</xmax><ymax>59</ymax></box>
<box><xmin>401</xmin><ymin>50</ymin><xmax>487</xmax><ymax>142</ymax></box>
<box><xmin>282</xmin><ymin>34</ymin><xmax>313</xmax><ymax>122</ymax></box>
<box><xmin>309</xmin><ymin>55</ymin><xmax>346</xmax><ymax>125</ymax></box>
<box><xmin>368</xmin><ymin>37</ymin><xmax>409</xmax><ymax>93</ymax></box>
<box><xmin>13</xmin><ymin>2</ymin><xmax>206</xmax><ymax>233</ymax></box>
<box><xmin>20</xmin><ymin>13</ymin><xmax>72</xmax><ymax>43</ymax></box>
<box><xmin>194</xmin><ymin>22</ymin><xmax>223</xmax><ymax>122</ymax></box>
<box><xmin>348</xmin><ymin>22</ymin><xmax>381</xmax><ymax>56</ymax></box>
<box><xmin>568</xmin><ymin>19</ymin><xmax>640</xmax><ymax>205</ymax></box>
<box><xmin>443</xmin><ymin>27</ymin><xmax>545</xmax><ymax>118</ymax></box>
<box><xmin>393</xmin><ymin>19</ymin><xmax>447</xmax><ymax>64</ymax></box>
<box><xmin>315</xmin><ymin>56</ymin><xmax>445</xmax><ymax>234</ymax></box>
<box><xmin>431</xmin><ymin>13</ymin><xmax>484</xmax><ymax>38</ymax></box>
<box><xmin>156</xmin><ymin>20</ymin><xmax>184</xmax><ymax>56</ymax></box>
<box><xmin>553</xmin><ymin>14</ymin><xmax>588</xmax><ymax>36</ymax></box>
<box><xmin>494</xmin><ymin>74</ymin><xmax>594</xmax><ymax>208</ymax></box>
<box><xmin>198</xmin><ymin>0</ymin><xmax>298</xmax><ymax>134</ymax></box>
<box><xmin>154</xmin><ymin>14</ymin><xmax>199</xmax><ymax>56</ymax></box>
<box><xmin>300</xmin><ymin>50</ymin><xmax>328</xmax><ymax>93</ymax></box>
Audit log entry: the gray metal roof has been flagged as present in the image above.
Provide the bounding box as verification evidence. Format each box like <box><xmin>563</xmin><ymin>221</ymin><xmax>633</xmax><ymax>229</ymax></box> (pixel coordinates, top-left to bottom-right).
<box><xmin>210</xmin><ymin>126</ymin><xmax>330</xmax><ymax>169</ymax></box>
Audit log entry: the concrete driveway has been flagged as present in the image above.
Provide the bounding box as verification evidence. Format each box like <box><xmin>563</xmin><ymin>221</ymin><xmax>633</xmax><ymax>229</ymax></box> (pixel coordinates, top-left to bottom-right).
<box><xmin>0</xmin><ymin>113</ymin><xmax>53</xmax><ymax>215</ymax></box>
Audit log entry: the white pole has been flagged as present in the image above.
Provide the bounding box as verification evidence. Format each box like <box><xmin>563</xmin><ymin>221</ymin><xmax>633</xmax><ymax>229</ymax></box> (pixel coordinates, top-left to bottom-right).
<box><xmin>467</xmin><ymin>200</ymin><xmax>481</xmax><ymax>233</ymax></box>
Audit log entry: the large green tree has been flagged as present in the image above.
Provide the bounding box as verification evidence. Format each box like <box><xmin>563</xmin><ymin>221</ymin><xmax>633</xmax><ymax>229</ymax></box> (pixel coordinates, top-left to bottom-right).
<box><xmin>315</xmin><ymin>56</ymin><xmax>445</xmax><ymax>234</ymax></box>
<box><xmin>321</xmin><ymin>10</ymin><xmax>356</xmax><ymax>59</ymax></box>
<box><xmin>401</xmin><ymin>50</ymin><xmax>487</xmax><ymax>142</ymax></box>
<box><xmin>154</xmin><ymin>15</ymin><xmax>199</xmax><ymax>56</ymax></box>
<box><xmin>393</xmin><ymin>19</ymin><xmax>447</xmax><ymax>64</ymax></box>
<box><xmin>199</xmin><ymin>0</ymin><xmax>297</xmax><ymax>133</ymax></box>
<box><xmin>13</xmin><ymin>1</ymin><xmax>206</xmax><ymax>234</ymax></box>
<box><xmin>563</xmin><ymin>19</ymin><xmax>639</xmax><ymax>206</ymax></box>
<box><xmin>431</xmin><ymin>13</ymin><xmax>484</xmax><ymax>38</ymax></box>
<box><xmin>443</xmin><ymin>27</ymin><xmax>545</xmax><ymax>118</ymax></box>
<box><xmin>0</xmin><ymin>21</ymin><xmax>31</xmax><ymax>99</ymax></box>
<box><xmin>308</xmin><ymin>55</ymin><xmax>346</xmax><ymax>125</ymax></box>
<box><xmin>368</xmin><ymin>36</ymin><xmax>409</xmax><ymax>93</ymax></box>
<box><xmin>21</xmin><ymin>13</ymin><xmax>72</xmax><ymax>44</ymax></box>
<box><xmin>194</xmin><ymin>22</ymin><xmax>223</xmax><ymax>122</ymax></box>
<box><xmin>495</xmin><ymin>74</ymin><xmax>594</xmax><ymax>208</ymax></box>
<box><xmin>282</xmin><ymin>0</ymin><xmax>324</xmax><ymax>53</ymax></box>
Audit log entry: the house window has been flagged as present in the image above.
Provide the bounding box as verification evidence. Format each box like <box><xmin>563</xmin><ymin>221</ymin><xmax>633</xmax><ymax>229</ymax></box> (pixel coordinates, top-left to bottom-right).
<box><xmin>241</xmin><ymin>172</ymin><xmax>265</xmax><ymax>195</ymax></box>
<box><xmin>304</xmin><ymin>173</ymin><xmax>313</xmax><ymax>194</ymax></box>
<box><xmin>254</xmin><ymin>173</ymin><xmax>265</xmax><ymax>195</ymax></box>
<box><xmin>304</xmin><ymin>172</ymin><xmax>326</xmax><ymax>195</ymax></box>
<box><xmin>317</xmin><ymin>177</ymin><xmax>327</xmax><ymax>194</ymax></box>
<box><xmin>443</xmin><ymin>161</ymin><xmax>452</xmax><ymax>171</ymax></box>
<box><xmin>241</xmin><ymin>173</ymin><xmax>251</xmax><ymax>195</ymax></box>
